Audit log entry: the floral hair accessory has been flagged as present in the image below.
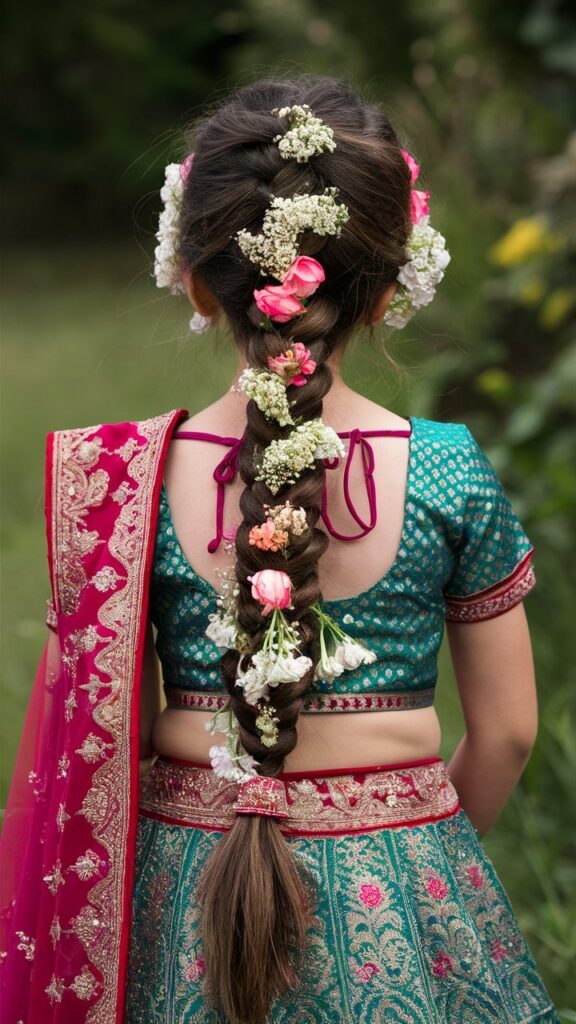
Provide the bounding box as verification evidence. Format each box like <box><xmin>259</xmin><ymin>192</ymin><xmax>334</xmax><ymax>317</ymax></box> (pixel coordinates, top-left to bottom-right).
<box><xmin>254</xmin><ymin>701</ymin><xmax>281</xmax><ymax>748</ymax></box>
<box><xmin>400</xmin><ymin>149</ymin><xmax>430</xmax><ymax>225</ymax></box>
<box><xmin>311</xmin><ymin>603</ymin><xmax>376</xmax><ymax>684</ymax></box>
<box><xmin>236</xmin><ymin>368</ymin><xmax>296</xmax><ymax>426</ymax></box>
<box><xmin>256</xmin><ymin>419</ymin><xmax>345</xmax><ymax>495</ymax></box>
<box><xmin>267</xmin><ymin>342</ymin><xmax>316</xmax><ymax>386</ymax></box>
<box><xmin>235</xmin><ymin>188</ymin><xmax>349</xmax><ymax>282</ymax></box>
<box><xmin>272</xmin><ymin>104</ymin><xmax>336</xmax><ymax>163</ymax></box>
<box><xmin>249</xmin><ymin>501</ymin><xmax>308</xmax><ymax>554</ymax></box>
<box><xmin>254</xmin><ymin>256</ymin><xmax>325</xmax><ymax>323</ymax></box>
<box><xmin>248</xmin><ymin>568</ymin><xmax>292</xmax><ymax>615</ymax></box>
<box><xmin>154</xmin><ymin>163</ymin><xmax>188</xmax><ymax>294</ymax></box>
<box><xmin>382</xmin><ymin>149</ymin><xmax>450</xmax><ymax>329</ymax></box>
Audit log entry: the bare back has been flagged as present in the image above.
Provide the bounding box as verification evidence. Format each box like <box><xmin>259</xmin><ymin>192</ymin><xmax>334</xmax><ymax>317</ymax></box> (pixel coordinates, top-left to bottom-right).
<box><xmin>150</xmin><ymin>380</ymin><xmax>442</xmax><ymax>770</ymax></box>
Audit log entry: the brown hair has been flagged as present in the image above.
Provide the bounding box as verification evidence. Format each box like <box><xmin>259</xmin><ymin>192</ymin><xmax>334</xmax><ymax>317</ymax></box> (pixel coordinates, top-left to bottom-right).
<box><xmin>177</xmin><ymin>73</ymin><xmax>411</xmax><ymax>1023</ymax></box>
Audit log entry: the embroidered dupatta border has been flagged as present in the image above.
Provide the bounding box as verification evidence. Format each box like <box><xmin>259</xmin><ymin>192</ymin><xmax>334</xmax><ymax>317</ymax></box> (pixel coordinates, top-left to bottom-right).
<box><xmin>47</xmin><ymin>407</ymin><xmax>188</xmax><ymax>1024</ymax></box>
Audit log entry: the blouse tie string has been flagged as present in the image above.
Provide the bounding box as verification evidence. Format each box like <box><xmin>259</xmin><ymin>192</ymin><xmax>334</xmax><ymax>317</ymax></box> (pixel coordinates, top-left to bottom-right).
<box><xmin>321</xmin><ymin>428</ymin><xmax>378</xmax><ymax>541</ymax></box>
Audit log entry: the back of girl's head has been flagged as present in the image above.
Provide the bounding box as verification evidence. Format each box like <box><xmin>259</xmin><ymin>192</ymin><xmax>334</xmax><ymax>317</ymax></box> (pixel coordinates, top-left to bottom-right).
<box><xmin>173</xmin><ymin>73</ymin><xmax>411</xmax><ymax>1024</ymax></box>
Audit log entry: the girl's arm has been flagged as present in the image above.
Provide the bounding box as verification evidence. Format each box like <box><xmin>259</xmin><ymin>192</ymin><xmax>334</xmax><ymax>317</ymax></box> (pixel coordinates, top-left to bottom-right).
<box><xmin>446</xmin><ymin>601</ymin><xmax>538</xmax><ymax>836</ymax></box>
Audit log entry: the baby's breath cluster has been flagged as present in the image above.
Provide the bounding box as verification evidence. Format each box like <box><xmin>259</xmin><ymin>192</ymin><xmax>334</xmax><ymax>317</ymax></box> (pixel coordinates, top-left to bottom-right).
<box><xmin>384</xmin><ymin>216</ymin><xmax>451</xmax><ymax>328</ymax></box>
<box><xmin>272</xmin><ymin>104</ymin><xmax>336</xmax><ymax>163</ymax></box>
<box><xmin>235</xmin><ymin>188</ymin><xmax>349</xmax><ymax>282</ymax></box>
<box><xmin>256</xmin><ymin>419</ymin><xmax>345</xmax><ymax>495</ymax></box>
<box><xmin>236</xmin><ymin>368</ymin><xmax>296</xmax><ymax>427</ymax></box>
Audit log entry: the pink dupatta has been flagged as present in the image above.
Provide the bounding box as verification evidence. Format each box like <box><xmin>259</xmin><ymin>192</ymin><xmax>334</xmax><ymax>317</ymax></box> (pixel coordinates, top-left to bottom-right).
<box><xmin>0</xmin><ymin>407</ymin><xmax>189</xmax><ymax>1023</ymax></box>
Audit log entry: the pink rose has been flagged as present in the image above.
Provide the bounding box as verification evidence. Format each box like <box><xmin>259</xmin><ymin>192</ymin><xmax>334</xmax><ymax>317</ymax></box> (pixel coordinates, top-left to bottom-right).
<box><xmin>267</xmin><ymin>342</ymin><xmax>316</xmax><ymax>387</ymax></box>
<box><xmin>427</xmin><ymin>877</ymin><xmax>449</xmax><ymax>900</ymax></box>
<box><xmin>359</xmin><ymin>883</ymin><xmax>383</xmax><ymax>908</ymax></box>
<box><xmin>410</xmin><ymin>188</ymin><xmax>430</xmax><ymax>224</ymax></box>
<box><xmin>401</xmin><ymin>148</ymin><xmax>420</xmax><ymax>185</ymax></box>
<box><xmin>254</xmin><ymin>283</ymin><xmax>306</xmax><ymax>323</ymax></box>
<box><xmin>247</xmin><ymin>569</ymin><xmax>292</xmax><ymax>615</ymax></box>
<box><xmin>282</xmin><ymin>256</ymin><xmax>325</xmax><ymax>298</ymax></box>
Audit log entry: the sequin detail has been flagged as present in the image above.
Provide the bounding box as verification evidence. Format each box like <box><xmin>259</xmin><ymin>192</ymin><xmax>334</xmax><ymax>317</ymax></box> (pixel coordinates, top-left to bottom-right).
<box><xmin>149</xmin><ymin>418</ymin><xmax>537</xmax><ymax>705</ymax></box>
<box><xmin>125</xmin><ymin>758</ymin><xmax>559</xmax><ymax>1023</ymax></box>
<box><xmin>163</xmin><ymin>685</ymin><xmax>436</xmax><ymax>713</ymax></box>
<box><xmin>138</xmin><ymin>756</ymin><xmax>460</xmax><ymax>837</ymax></box>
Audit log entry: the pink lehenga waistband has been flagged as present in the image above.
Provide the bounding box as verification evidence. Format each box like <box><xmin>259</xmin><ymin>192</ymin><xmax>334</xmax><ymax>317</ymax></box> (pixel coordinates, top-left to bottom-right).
<box><xmin>139</xmin><ymin>755</ymin><xmax>460</xmax><ymax>839</ymax></box>
<box><xmin>163</xmin><ymin>685</ymin><xmax>436</xmax><ymax>714</ymax></box>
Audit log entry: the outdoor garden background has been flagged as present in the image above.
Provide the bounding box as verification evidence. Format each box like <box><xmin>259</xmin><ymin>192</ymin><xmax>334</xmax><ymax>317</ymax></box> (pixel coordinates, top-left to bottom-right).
<box><xmin>2</xmin><ymin>0</ymin><xmax>575</xmax><ymax>1014</ymax></box>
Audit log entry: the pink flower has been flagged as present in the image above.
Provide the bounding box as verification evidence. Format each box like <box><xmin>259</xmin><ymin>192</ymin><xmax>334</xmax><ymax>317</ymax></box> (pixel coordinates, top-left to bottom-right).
<box><xmin>355</xmin><ymin>961</ymin><xmax>380</xmax><ymax>982</ymax></box>
<box><xmin>432</xmin><ymin>952</ymin><xmax>454</xmax><ymax>978</ymax></box>
<box><xmin>465</xmin><ymin>864</ymin><xmax>484</xmax><ymax>889</ymax></box>
<box><xmin>247</xmin><ymin>569</ymin><xmax>292</xmax><ymax>615</ymax></box>
<box><xmin>427</xmin><ymin>877</ymin><xmax>449</xmax><ymax>900</ymax></box>
<box><xmin>359</xmin><ymin>883</ymin><xmax>383</xmax><ymax>908</ymax></box>
<box><xmin>410</xmin><ymin>188</ymin><xmax>430</xmax><ymax>224</ymax></box>
<box><xmin>180</xmin><ymin>152</ymin><xmax>195</xmax><ymax>182</ymax></box>
<box><xmin>184</xmin><ymin>954</ymin><xmax>205</xmax><ymax>981</ymax></box>
<box><xmin>282</xmin><ymin>256</ymin><xmax>325</xmax><ymax>298</ymax></box>
<box><xmin>400</xmin><ymin>149</ymin><xmax>430</xmax><ymax>224</ymax></box>
<box><xmin>490</xmin><ymin>939</ymin><xmax>508</xmax><ymax>962</ymax></box>
<box><xmin>248</xmin><ymin>520</ymin><xmax>289</xmax><ymax>552</ymax></box>
<box><xmin>254</xmin><ymin>283</ymin><xmax>306</xmax><ymax>323</ymax></box>
<box><xmin>267</xmin><ymin>341</ymin><xmax>316</xmax><ymax>387</ymax></box>
<box><xmin>401</xmin><ymin>148</ymin><xmax>420</xmax><ymax>185</ymax></box>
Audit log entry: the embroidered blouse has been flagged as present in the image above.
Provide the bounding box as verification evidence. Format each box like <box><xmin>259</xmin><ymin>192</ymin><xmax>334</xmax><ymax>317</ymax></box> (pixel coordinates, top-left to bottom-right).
<box><xmin>146</xmin><ymin>416</ymin><xmax>536</xmax><ymax>715</ymax></box>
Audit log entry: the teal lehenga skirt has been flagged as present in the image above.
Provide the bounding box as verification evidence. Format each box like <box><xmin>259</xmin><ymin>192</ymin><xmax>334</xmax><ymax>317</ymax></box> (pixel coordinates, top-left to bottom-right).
<box><xmin>124</xmin><ymin>755</ymin><xmax>559</xmax><ymax>1023</ymax></box>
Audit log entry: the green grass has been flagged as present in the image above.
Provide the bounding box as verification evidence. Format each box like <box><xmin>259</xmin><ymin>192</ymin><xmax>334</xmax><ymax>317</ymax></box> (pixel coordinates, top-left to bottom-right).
<box><xmin>2</xmin><ymin>243</ymin><xmax>573</xmax><ymax>1013</ymax></box>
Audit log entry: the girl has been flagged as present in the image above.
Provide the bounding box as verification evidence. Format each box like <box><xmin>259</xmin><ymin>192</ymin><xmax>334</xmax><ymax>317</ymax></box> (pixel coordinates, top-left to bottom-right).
<box><xmin>0</xmin><ymin>74</ymin><xmax>559</xmax><ymax>1024</ymax></box>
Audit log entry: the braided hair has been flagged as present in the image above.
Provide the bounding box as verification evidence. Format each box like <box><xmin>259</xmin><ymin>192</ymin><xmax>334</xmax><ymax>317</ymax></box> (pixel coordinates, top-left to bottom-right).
<box><xmin>177</xmin><ymin>74</ymin><xmax>411</xmax><ymax>1024</ymax></box>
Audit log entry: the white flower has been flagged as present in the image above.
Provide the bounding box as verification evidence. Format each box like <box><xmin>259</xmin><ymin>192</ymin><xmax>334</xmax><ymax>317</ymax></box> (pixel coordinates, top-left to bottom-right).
<box><xmin>235</xmin><ymin>188</ymin><xmax>349</xmax><ymax>281</ymax></box>
<box><xmin>209</xmin><ymin>744</ymin><xmax>258</xmax><ymax>783</ymax></box>
<box><xmin>205</xmin><ymin>612</ymin><xmax>237</xmax><ymax>651</ymax></box>
<box><xmin>153</xmin><ymin>163</ymin><xmax>188</xmax><ymax>295</ymax></box>
<box><xmin>236</xmin><ymin>649</ymin><xmax>312</xmax><ymax>705</ymax></box>
<box><xmin>384</xmin><ymin>216</ymin><xmax>451</xmax><ymax>329</ymax></box>
<box><xmin>273</xmin><ymin>104</ymin><xmax>336</xmax><ymax>163</ymax></box>
<box><xmin>257</xmin><ymin>419</ymin><xmax>345</xmax><ymax>494</ymax></box>
<box><xmin>237</xmin><ymin>368</ymin><xmax>295</xmax><ymax>426</ymax></box>
<box><xmin>314</xmin><ymin>651</ymin><xmax>345</xmax><ymax>684</ymax></box>
<box><xmin>335</xmin><ymin>638</ymin><xmax>377</xmax><ymax>671</ymax></box>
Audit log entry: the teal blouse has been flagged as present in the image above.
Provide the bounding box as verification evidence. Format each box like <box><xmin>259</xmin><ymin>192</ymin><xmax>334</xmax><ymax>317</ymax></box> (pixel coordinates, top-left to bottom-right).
<box><xmin>148</xmin><ymin>417</ymin><xmax>536</xmax><ymax>714</ymax></box>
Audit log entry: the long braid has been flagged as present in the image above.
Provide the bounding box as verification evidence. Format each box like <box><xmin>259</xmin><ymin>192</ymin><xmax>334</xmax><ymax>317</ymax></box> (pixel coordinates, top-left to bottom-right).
<box><xmin>175</xmin><ymin>74</ymin><xmax>412</xmax><ymax>1024</ymax></box>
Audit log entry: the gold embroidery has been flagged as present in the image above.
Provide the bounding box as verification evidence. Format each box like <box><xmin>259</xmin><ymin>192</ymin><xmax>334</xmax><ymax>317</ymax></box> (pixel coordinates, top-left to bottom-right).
<box><xmin>15</xmin><ymin>931</ymin><xmax>35</xmax><ymax>961</ymax></box>
<box><xmin>56</xmin><ymin>802</ymin><xmax>71</xmax><ymax>831</ymax></box>
<box><xmin>45</xmin><ymin>595</ymin><xmax>58</xmax><ymax>630</ymax></box>
<box><xmin>69</xmin><ymin>850</ymin><xmax>104</xmax><ymax>881</ymax></box>
<box><xmin>445</xmin><ymin>560</ymin><xmax>536</xmax><ymax>622</ymax></box>
<box><xmin>139</xmin><ymin>757</ymin><xmax>460</xmax><ymax>836</ymax></box>
<box><xmin>45</xmin><ymin>974</ymin><xmax>66</xmax><ymax>1005</ymax></box>
<box><xmin>49</xmin><ymin>916</ymin><xmax>62</xmax><ymax>947</ymax></box>
<box><xmin>43</xmin><ymin>861</ymin><xmax>65</xmax><ymax>895</ymax></box>
<box><xmin>70</xmin><ymin>966</ymin><xmax>100</xmax><ymax>1000</ymax></box>
<box><xmin>51</xmin><ymin>409</ymin><xmax>185</xmax><ymax>1024</ymax></box>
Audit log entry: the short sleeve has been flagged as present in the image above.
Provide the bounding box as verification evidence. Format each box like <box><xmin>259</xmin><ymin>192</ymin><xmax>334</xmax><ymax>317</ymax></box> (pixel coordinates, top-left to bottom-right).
<box><xmin>444</xmin><ymin>427</ymin><xmax>536</xmax><ymax>623</ymax></box>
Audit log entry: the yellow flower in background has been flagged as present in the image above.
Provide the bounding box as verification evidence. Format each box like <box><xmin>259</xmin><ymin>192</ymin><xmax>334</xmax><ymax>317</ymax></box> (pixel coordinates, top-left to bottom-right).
<box><xmin>489</xmin><ymin>217</ymin><xmax>565</xmax><ymax>267</ymax></box>
<box><xmin>475</xmin><ymin>368</ymin><xmax>515</xmax><ymax>399</ymax></box>
<box><xmin>520</xmin><ymin>278</ymin><xmax>546</xmax><ymax>306</ymax></box>
<box><xmin>539</xmin><ymin>288</ymin><xmax>576</xmax><ymax>330</ymax></box>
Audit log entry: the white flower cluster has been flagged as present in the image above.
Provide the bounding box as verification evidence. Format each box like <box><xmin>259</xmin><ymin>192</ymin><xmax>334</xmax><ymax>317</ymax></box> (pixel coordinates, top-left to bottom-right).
<box><xmin>235</xmin><ymin>188</ymin><xmax>349</xmax><ymax>282</ymax></box>
<box><xmin>312</xmin><ymin>602</ymin><xmax>376</xmax><ymax>684</ymax></box>
<box><xmin>205</xmin><ymin>703</ymin><xmax>259</xmax><ymax>783</ymax></box>
<box><xmin>237</xmin><ymin>648</ymin><xmax>313</xmax><ymax>706</ymax></box>
<box><xmin>237</xmin><ymin>368</ymin><xmax>296</xmax><ymax>426</ymax></box>
<box><xmin>153</xmin><ymin>163</ymin><xmax>187</xmax><ymax>295</ymax></box>
<box><xmin>256</xmin><ymin>419</ymin><xmax>345</xmax><ymax>495</ymax></box>
<box><xmin>265</xmin><ymin>501</ymin><xmax>308</xmax><ymax>537</ymax></box>
<box><xmin>384</xmin><ymin>216</ymin><xmax>451</xmax><ymax>329</ymax></box>
<box><xmin>205</xmin><ymin>610</ymin><xmax>238</xmax><ymax>652</ymax></box>
<box><xmin>272</xmin><ymin>104</ymin><xmax>336</xmax><ymax>163</ymax></box>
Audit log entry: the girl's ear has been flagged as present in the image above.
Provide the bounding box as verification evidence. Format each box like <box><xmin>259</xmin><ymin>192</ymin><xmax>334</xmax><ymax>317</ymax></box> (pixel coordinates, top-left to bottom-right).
<box><xmin>182</xmin><ymin>268</ymin><xmax>221</xmax><ymax>316</ymax></box>
<box><xmin>367</xmin><ymin>281</ymin><xmax>398</xmax><ymax>325</ymax></box>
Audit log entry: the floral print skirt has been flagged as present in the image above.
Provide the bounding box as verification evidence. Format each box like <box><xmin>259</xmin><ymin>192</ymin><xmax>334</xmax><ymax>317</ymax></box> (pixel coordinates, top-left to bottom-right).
<box><xmin>124</xmin><ymin>755</ymin><xmax>559</xmax><ymax>1023</ymax></box>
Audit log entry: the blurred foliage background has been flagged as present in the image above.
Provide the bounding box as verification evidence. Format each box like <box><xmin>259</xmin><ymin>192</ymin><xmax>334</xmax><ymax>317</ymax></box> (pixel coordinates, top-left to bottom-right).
<box><xmin>2</xmin><ymin>0</ymin><xmax>575</xmax><ymax>1014</ymax></box>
